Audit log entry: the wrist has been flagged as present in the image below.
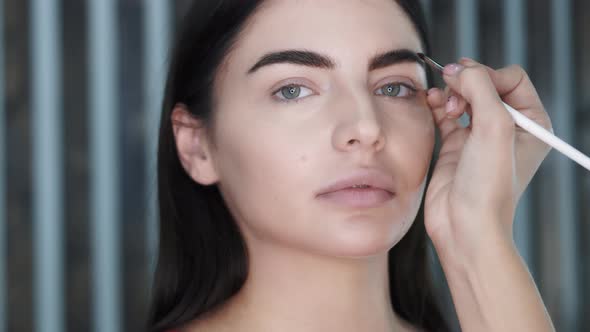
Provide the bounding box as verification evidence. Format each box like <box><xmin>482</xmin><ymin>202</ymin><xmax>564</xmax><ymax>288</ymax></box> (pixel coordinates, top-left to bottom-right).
<box><xmin>433</xmin><ymin>220</ymin><xmax>515</xmax><ymax>272</ymax></box>
<box><xmin>433</xmin><ymin>224</ymin><xmax>554</xmax><ymax>332</ymax></box>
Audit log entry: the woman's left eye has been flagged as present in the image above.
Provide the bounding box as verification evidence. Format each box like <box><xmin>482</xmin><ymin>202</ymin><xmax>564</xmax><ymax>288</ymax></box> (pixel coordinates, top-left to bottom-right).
<box><xmin>272</xmin><ymin>84</ymin><xmax>314</xmax><ymax>103</ymax></box>
<box><xmin>374</xmin><ymin>82</ymin><xmax>416</xmax><ymax>98</ymax></box>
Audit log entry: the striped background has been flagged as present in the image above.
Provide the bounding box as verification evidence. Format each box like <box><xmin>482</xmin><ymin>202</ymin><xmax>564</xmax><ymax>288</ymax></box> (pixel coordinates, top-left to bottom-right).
<box><xmin>2</xmin><ymin>0</ymin><xmax>589</xmax><ymax>331</ymax></box>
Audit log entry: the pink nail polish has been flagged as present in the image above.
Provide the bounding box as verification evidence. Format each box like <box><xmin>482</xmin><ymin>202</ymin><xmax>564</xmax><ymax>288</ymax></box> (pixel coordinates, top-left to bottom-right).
<box><xmin>446</xmin><ymin>96</ymin><xmax>458</xmax><ymax>113</ymax></box>
<box><xmin>443</xmin><ymin>63</ymin><xmax>465</xmax><ymax>76</ymax></box>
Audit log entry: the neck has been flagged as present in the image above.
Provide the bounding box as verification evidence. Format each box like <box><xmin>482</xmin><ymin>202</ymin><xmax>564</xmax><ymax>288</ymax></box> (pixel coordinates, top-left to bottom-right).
<box><xmin>201</xmin><ymin>239</ymin><xmax>415</xmax><ymax>332</ymax></box>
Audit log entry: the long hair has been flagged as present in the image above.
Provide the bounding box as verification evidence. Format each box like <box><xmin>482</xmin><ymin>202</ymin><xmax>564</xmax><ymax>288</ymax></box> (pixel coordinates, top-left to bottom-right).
<box><xmin>147</xmin><ymin>1</ymin><xmax>449</xmax><ymax>331</ymax></box>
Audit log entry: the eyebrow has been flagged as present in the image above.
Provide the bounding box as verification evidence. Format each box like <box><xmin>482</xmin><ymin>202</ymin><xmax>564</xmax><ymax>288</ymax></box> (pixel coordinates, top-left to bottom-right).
<box><xmin>246</xmin><ymin>48</ymin><xmax>425</xmax><ymax>75</ymax></box>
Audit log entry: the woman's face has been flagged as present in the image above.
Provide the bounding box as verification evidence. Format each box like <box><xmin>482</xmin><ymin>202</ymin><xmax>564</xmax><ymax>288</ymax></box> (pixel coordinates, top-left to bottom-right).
<box><xmin>206</xmin><ymin>0</ymin><xmax>435</xmax><ymax>257</ymax></box>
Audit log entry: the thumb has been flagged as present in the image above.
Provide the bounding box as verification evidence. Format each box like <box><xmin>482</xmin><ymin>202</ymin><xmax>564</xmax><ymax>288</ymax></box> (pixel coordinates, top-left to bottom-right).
<box><xmin>442</xmin><ymin>63</ymin><xmax>515</xmax><ymax>137</ymax></box>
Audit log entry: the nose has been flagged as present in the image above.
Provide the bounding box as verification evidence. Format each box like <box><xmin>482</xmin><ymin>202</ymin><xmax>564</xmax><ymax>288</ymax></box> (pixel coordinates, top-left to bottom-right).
<box><xmin>332</xmin><ymin>93</ymin><xmax>385</xmax><ymax>153</ymax></box>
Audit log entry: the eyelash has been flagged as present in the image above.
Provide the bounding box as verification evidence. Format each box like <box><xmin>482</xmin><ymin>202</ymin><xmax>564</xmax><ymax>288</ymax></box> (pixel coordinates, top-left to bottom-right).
<box><xmin>271</xmin><ymin>82</ymin><xmax>418</xmax><ymax>104</ymax></box>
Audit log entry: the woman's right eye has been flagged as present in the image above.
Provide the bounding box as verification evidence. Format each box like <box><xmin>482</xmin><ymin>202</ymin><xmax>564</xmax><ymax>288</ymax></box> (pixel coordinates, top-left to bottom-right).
<box><xmin>272</xmin><ymin>84</ymin><xmax>314</xmax><ymax>103</ymax></box>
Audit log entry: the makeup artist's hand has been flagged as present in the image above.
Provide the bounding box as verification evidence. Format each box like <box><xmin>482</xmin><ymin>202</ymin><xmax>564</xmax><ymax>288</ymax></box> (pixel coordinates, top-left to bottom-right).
<box><xmin>423</xmin><ymin>58</ymin><xmax>553</xmax><ymax>259</ymax></box>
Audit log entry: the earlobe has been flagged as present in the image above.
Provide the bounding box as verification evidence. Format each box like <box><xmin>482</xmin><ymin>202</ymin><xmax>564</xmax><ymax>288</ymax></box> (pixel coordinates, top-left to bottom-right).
<box><xmin>171</xmin><ymin>104</ymin><xmax>219</xmax><ymax>185</ymax></box>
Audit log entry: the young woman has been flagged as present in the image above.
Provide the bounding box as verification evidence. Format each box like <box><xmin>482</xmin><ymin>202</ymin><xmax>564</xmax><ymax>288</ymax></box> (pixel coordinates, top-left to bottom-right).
<box><xmin>148</xmin><ymin>1</ymin><xmax>556</xmax><ymax>331</ymax></box>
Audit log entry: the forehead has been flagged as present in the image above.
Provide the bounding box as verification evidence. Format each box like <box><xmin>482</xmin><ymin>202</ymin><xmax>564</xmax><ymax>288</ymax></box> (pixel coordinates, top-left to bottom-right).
<box><xmin>229</xmin><ymin>0</ymin><xmax>423</xmax><ymax>71</ymax></box>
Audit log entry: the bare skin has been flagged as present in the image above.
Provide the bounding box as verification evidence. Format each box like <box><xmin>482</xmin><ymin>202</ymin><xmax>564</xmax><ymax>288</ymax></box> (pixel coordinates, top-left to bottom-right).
<box><xmin>422</xmin><ymin>58</ymin><xmax>555</xmax><ymax>331</ymax></box>
<box><xmin>172</xmin><ymin>0</ymin><xmax>555</xmax><ymax>331</ymax></box>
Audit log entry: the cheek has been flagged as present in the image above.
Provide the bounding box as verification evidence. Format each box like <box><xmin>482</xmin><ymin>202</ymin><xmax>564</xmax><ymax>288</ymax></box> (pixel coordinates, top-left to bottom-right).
<box><xmin>383</xmin><ymin>109</ymin><xmax>434</xmax><ymax>222</ymax></box>
<box><xmin>213</xmin><ymin>115</ymin><xmax>315</xmax><ymax>244</ymax></box>
<box><xmin>387</xmin><ymin>108</ymin><xmax>435</xmax><ymax>187</ymax></box>
<box><xmin>400</xmin><ymin>127</ymin><xmax>434</xmax><ymax>186</ymax></box>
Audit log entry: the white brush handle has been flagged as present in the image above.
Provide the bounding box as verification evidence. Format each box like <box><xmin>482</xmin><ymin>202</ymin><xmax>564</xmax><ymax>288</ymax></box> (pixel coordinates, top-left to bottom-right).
<box><xmin>503</xmin><ymin>102</ymin><xmax>590</xmax><ymax>171</ymax></box>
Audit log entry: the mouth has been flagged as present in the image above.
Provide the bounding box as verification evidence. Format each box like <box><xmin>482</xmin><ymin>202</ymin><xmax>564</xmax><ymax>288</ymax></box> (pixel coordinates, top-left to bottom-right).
<box><xmin>316</xmin><ymin>169</ymin><xmax>396</xmax><ymax>208</ymax></box>
<box><xmin>316</xmin><ymin>186</ymin><xmax>395</xmax><ymax>208</ymax></box>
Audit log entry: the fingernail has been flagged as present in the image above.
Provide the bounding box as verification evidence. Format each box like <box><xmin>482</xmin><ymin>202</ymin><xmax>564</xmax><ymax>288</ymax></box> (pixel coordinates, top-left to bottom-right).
<box><xmin>459</xmin><ymin>57</ymin><xmax>476</xmax><ymax>64</ymax></box>
<box><xmin>427</xmin><ymin>88</ymin><xmax>437</xmax><ymax>96</ymax></box>
<box><xmin>446</xmin><ymin>96</ymin><xmax>457</xmax><ymax>113</ymax></box>
<box><xmin>443</xmin><ymin>63</ymin><xmax>464</xmax><ymax>76</ymax></box>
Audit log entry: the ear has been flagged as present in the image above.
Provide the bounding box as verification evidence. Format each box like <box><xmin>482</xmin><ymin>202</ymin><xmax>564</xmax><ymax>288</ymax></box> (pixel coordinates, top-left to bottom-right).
<box><xmin>171</xmin><ymin>103</ymin><xmax>219</xmax><ymax>185</ymax></box>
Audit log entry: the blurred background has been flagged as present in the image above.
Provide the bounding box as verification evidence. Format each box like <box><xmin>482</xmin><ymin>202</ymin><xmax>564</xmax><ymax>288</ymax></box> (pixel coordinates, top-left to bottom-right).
<box><xmin>2</xmin><ymin>0</ymin><xmax>589</xmax><ymax>331</ymax></box>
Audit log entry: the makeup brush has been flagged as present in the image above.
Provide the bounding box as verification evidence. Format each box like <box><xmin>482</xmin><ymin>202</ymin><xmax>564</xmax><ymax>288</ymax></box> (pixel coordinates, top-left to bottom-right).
<box><xmin>417</xmin><ymin>53</ymin><xmax>590</xmax><ymax>172</ymax></box>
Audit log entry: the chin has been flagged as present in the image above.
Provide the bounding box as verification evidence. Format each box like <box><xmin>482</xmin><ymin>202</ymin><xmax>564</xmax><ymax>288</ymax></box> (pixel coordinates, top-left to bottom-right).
<box><xmin>321</xmin><ymin>216</ymin><xmax>414</xmax><ymax>258</ymax></box>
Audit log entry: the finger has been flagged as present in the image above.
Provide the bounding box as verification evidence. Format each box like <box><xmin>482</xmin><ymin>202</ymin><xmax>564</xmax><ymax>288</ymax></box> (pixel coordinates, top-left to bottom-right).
<box><xmin>458</xmin><ymin>58</ymin><xmax>542</xmax><ymax>110</ymax></box>
<box><xmin>427</xmin><ymin>87</ymin><xmax>463</xmax><ymax>140</ymax></box>
<box><xmin>442</xmin><ymin>62</ymin><xmax>515</xmax><ymax>138</ymax></box>
<box><xmin>429</xmin><ymin>88</ymin><xmax>463</xmax><ymax>117</ymax></box>
<box><xmin>457</xmin><ymin>94</ymin><xmax>470</xmax><ymax>118</ymax></box>
<box><xmin>445</xmin><ymin>92</ymin><xmax>474</xmax><ymax>128</ymax></box>
<box><xmin>458</xmin><ymin>59</ymin><xmax>552</xmax><ymax>131</ymax></box>
<box><xmin>490</xmin><ymin>65</ymin><xmax>544</xmax><ymax>110</ymax></box>
<box><xmin>459</xmin><ymin>57</ymin><xmax>477</xmax><ymax>66</ymax></box>
<box><xmin>445</xmin><ymin>93</ymin><xmax>469</xmax><ymax>119</ymax></box>
<box><xmin>427</xmin><ymin>87</ymin><xmax>445</xmax><ymax>108</ymax></box>
<box><xmin>427</xmin><ymin>87</ymin><xmax>469</xmax><ymax>118</ymax></box>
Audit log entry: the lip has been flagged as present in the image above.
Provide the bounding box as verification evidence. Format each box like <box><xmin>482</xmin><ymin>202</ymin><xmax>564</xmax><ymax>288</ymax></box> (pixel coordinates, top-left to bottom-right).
<box><xmin>316</xmin><ymin>169</ymin><xmax>396</xmax><ymax>196</ymax></box>
<box><xmin>315</xmin><ymin>169</ymin><xmax>396</xmax><ymax>208</ymax></box>
<box><xmin>316</xmin><ymin>187</ymin><xmax>394</xmax><ymax>208</ymax></box>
